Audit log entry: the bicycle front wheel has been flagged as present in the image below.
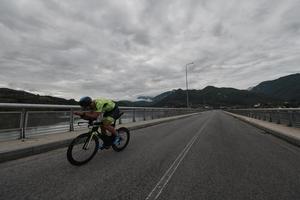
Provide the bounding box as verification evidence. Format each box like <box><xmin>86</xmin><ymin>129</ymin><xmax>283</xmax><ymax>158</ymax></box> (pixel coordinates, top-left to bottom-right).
<box><xmin>67</xmin><ymin>133</ymin><xmax>99</xmax><ymax>166</ymax></box>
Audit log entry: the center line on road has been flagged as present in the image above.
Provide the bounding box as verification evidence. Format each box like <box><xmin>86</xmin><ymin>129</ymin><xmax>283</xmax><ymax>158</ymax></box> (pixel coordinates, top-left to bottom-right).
<box><xmin>145</xmin><ymin>118</ymin><xmax>210</xmax><ymax>200</ymax></box>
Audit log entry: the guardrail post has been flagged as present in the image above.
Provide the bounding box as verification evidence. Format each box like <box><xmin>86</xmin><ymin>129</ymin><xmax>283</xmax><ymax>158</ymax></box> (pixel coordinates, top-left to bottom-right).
<box><xmin>143</xmin><ymin>109</ymin><xmax>146</xmax><ymax>121</ymax></box>
<box><xmin>288</xmin><ymin>111</ymin><xmax>293</xmax><ymax>127</ymax></box>
<box><xmin>269</xmin><ymin>112</ymin><xmax>272</xmax><ymax>122</ymax></box>
<box><xmin>151</xmin><ymin>109</ymin><xmax>154</xmax><ymax>119</ymax></box>
<box><xmin>19</xmin><ymin>109</ymin><xmax>25</xmax><ymax>139</ymax></box>
<box><xmin>132</xmin><ymin>109</ymin><xmax>136</xmax><ymax>122</ymax></box>
<box><xmin>259</xmin><ymin>112</ymin><xmax>264</xmax><ymax>120</ymax></box>
<box><xmin>20</xmin><ymin>109</ymin><xmax>28</xmax><ymax>140</ymax></box>
<box><xmin>69</xmin><ymin>109</ymin><xmax>74</xmax><ymax>131</ymax></box>
<box><xmin>277</xmin><ymin>111</ymin><xmax>281</xmax><ymax>124</ymax></box>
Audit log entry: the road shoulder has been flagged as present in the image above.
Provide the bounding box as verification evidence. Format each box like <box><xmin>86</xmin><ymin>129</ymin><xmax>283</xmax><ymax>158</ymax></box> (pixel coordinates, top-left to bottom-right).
<box><xmin>224</xmin><ymin>111</ymin><xmax>300</xmax><ymax>147</ymax></box>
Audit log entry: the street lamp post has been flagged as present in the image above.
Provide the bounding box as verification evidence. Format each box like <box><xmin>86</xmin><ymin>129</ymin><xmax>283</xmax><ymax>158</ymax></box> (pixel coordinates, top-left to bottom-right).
<box><xmin>185</xmin><ymin>62</ymin><xmax>194</xmax><ymax>108</ymax></box>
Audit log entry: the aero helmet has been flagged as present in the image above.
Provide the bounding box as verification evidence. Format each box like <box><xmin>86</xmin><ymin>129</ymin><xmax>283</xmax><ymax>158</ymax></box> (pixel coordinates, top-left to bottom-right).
<box><xmin>79</xmin><ymin>96</ymin><xmax>92</xmax><ymax>108</ymax></box>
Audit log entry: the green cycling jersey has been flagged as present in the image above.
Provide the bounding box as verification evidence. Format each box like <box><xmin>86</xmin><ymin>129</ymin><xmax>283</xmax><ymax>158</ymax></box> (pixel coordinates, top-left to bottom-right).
<box><xmin>94</xmin><ymin>98</ymin><xmax>116</xmax><ymax>113</ymax></box>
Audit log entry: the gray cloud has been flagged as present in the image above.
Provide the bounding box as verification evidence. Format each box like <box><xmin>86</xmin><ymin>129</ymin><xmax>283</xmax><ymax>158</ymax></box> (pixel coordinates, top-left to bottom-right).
<box><xmin>0</xmin><ymin>0</ymin><xmax>299</xmax><ymax>101</ymax></box>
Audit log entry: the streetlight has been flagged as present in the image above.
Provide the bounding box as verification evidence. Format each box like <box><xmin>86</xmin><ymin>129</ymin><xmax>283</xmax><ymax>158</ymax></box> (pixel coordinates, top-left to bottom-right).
<box><xmin>185</xmin><ymin>62</ymin><xmax>194</xmax><ymax>108</ymax></box>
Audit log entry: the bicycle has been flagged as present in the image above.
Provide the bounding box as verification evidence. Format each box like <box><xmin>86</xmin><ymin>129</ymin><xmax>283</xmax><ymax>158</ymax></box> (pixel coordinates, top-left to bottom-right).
<box><xmin>67</xmin><ymin>112</ymin><xmax>130</xmax><ymax>166</ymax></box>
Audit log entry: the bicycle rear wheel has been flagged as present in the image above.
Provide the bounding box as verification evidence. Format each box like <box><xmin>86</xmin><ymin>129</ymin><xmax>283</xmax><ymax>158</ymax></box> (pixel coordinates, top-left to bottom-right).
<box><xmin>67</xmin><ymin>133</ymin><xmax>99</xmax><ymax>166</ymax></box>
<box><xmin>112</xmin><ymin>127</ymin><xmax>130</xmax><ymax>152</ymax></box>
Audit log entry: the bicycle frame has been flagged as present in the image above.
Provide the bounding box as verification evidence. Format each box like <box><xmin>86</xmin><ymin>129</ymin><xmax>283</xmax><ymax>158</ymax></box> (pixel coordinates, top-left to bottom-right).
<box><xmin>78</xmin><ymin>113</ymin><xmax>124</xmax><ymax>150</ymax></box>
<box><xmin>79</xmin><ymin>122</ymin><xmax>101</xmax><ymax>150</ymax></box>
<box><xmin>83</xmin><ymin>123</ymin><xmax>113</xmax><ymax>150</ymax></box>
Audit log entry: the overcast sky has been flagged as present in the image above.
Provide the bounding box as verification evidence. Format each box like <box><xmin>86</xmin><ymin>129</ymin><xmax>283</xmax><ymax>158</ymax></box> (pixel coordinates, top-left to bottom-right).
<box><xmin>0</xmin><ymin>0</ymin><xmax>299</xmax><ymax>101</ymax></box>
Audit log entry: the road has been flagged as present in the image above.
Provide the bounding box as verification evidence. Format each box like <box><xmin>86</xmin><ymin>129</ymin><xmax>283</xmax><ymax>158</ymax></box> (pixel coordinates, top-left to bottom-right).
<box><xmin>1</xmin><ymin>111</ymin><xmax>300</xmax><ymax>200</ymax></box>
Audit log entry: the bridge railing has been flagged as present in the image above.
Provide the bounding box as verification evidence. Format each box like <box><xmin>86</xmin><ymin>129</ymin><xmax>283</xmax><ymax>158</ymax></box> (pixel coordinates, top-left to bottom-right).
<box><xmin>0</xmin><ymin>103</ymin><xmax>201</xmax><ymax>141</ymax></box>
<box><xmin>227</xmin><ymin>108</ymin><xmax>300</xmax><ymax>128</ymax></box>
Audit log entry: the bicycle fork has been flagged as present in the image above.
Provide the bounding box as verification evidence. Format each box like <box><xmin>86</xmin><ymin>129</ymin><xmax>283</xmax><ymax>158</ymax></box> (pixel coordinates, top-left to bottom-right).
<box><xmin>82</xmin><ymin>132</ymin><xmax>96</xmax><ymax>150</ymax></box>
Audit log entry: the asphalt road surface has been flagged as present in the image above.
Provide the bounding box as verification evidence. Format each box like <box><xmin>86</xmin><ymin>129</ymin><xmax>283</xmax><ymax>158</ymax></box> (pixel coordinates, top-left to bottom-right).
<box><xmin>1</xmin><ymin>111</ymin><xmax>300</xmax><ymax>200</ymax></box>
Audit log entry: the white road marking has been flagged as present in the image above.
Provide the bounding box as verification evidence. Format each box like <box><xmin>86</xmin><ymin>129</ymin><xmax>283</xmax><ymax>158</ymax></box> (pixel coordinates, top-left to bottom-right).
<box><xmin>270</xmin><ymin>137</ymin><xmax>300</xmax><ymax>155</ymax></box>
<box><xmin>145</xmin><ymin>118</ymin><xmax>210</xmax><ymax>200</ymax></box>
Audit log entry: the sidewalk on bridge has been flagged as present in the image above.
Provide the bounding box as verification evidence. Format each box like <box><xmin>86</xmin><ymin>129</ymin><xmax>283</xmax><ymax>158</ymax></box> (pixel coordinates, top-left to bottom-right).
<box><xmin>0</xmin><ymin>113</ymin><xmax>200</xmax><ymax>163</ymax></box>
<box><xmin>225</xmin><ymin>111</ymin><xmax>300</xmax><ymax>147</ymax></box>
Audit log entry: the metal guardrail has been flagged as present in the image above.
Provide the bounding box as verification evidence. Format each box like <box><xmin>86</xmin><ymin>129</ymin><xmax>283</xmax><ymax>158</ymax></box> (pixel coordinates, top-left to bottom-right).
<box><xmin>227</xmin><ymin>108</ymin><xmax>300</xmax><ymax>128</ymax></box>
<box><xmin>0</xmin><ymin>103</ymin><xmax>201</xmax><ymax>141</ymax></box>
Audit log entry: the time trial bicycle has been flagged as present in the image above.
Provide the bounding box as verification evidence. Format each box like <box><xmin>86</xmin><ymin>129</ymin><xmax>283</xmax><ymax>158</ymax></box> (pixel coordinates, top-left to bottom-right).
<box><xmin>67</xmin><ymin>113</ymin><xmax>130</xmax><ymax>166</ymax></box>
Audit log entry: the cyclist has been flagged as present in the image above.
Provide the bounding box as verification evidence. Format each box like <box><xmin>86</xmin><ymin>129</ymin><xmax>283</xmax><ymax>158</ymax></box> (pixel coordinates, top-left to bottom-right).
<box><xmin>74</xmin><ymin>96</ymin><xmax>121</xmax><ymax>147</ymax></box>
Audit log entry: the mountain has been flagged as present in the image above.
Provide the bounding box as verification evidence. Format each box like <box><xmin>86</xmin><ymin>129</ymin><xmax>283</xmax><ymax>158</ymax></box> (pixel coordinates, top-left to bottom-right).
<box><xmin>251</xmin><ymin>73</ymin><xmax>300</xmax><ymax>101</ymax></box>
<box><xmin>152</xmin><ymin>91</ymin><xmax>174</xmax><ymax>103</ymax></box>
<box><xmin>151</xmin><ymin>86</ymin><xmax>279</xmax><ymax>108</ymax></box>
<box><xmin>137</xmin><ymin>96</ymin><xmax>153</xmax><ymax>102</ymax></box>
<box><xmin>0</xmin><ymin>88</ymin><xmax>77</xmax><ymax>105</ymax></box>
<box><xmin>137</xmin><ymin>91</ymin><xmax>174</xmax><ymax>103</ymax></box>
